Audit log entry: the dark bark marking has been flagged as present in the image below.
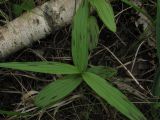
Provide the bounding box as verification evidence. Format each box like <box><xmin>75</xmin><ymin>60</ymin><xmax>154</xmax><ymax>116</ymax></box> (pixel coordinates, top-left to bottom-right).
<box><xmin>30</xmin><ymin>33</ymin><xmax>34</xmax><ymax>40</ymax></box>
<box><xmin>33</xmin><ymin>18</ymin><xmax>40</xmax><ymax>25</ymax></box>
<box><xmin>0</xmin><ymin>32</ymin><xmax>5</xmax><ymax>41</ymax></box>
<box><xmin>0</xmin><ymin>51</ymin><xmax>3</xmax><ymax>58</ymax></box>
<box><xmin>43</xmin><ymin>3</ymin><xmax>60</xmax><ymax>32</ymax></box>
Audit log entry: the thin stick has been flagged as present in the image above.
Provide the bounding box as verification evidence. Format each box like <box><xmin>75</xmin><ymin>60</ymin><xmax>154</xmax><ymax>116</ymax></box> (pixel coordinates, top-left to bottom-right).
<box><xmin>101</xmin><ymin>44</ymin><xmax>145</xmax><ymax>90</ymax></box>
<box><xmin>131</xmin><ymin>41</ymin><xmax>145</xmax><ymax>72</ymax></box>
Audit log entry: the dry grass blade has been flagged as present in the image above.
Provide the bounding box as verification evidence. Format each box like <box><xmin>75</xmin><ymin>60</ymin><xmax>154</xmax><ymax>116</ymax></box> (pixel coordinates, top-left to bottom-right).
<box><xmin>121</xmin><ymin>0</ymin><xmax>153</xmax><ymax>23</ymax></box>
<box><xmin>101</xmin><ymin>44</ymin><xmax>145</xmax><ymax>90</ymax></box>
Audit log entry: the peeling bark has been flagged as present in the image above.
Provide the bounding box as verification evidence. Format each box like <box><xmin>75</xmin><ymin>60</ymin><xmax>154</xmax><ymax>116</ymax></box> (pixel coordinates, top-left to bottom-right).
<box><xmin>0</xmin><ymin>0</ymin><xmax>82</xmax><ymax>58</ymax></box>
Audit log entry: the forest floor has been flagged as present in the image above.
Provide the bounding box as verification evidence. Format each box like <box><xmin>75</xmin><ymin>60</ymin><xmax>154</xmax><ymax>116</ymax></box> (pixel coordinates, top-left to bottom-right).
<box><xmin>0</xmin><ymin>0</ymin><xmax>157</xmax><ymax>120</ymax></box>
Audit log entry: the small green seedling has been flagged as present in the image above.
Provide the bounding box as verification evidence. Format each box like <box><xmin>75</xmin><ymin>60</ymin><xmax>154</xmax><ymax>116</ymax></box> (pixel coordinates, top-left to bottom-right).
<box><xmin>0</xmin><ymin>0</ymin><xmax>146</xmax><ymax>120</ymax></box>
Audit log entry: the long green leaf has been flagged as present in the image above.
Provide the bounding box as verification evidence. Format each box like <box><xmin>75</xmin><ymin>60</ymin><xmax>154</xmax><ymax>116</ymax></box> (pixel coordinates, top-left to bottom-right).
<box><xmin>0</xmin><ymin>62</ymin><xmax>80</xmax><ymax>74</ymax></box>
<box><xmin>35</xmin><ymin>75</ymin><xmax>82</xmax><ymax>108</ymax></box>
<box><xmin>72</xmin><ymin>0</ymin><xmax>89</xmax><ymax>72</ymax></box>
<box><xmin>152</xmin><ymin>3</ymin><xmax>160</xmax><ymax>108</ymax></box>
<box><xmin>88</xmin><ymin>16</ymin><xmax>100</xmax><ymax>50</ymax></box>
<box><xmin>89</xmin><ymin>0</ymin><xmax>116</xmax><ymax>32</ymax></box>
<box><xmin>0</xmin><ymin>109</ymin><xmax>28</xmax><ymax>116</ymax></box>
<box><xmin>153</xmin><ymin>67</ymin><xmax>160</xmax><ymax>96</ymax></box>
<box><xmin>82</xmin><ymin>72</ymin><xmax>146</xmax><ymax>120</ymax></box>
<box><xmin>156</xmin><ymin>0</ymin><xmax>160</xmax><ymax>61</ymax></box>
<box><xmin>150</xmin><ymin>83</ymin><xmax>160</xmax><ymax>120</ymax></box>
<box><xmin>152</xmin><ymin>0</ymin><xmax>160</xmax><ymax>97</ymax></box>
<box><xmin>87</xmin><ymin>66</ymin><xmax>117</xmax><ymax>79</ymax></box>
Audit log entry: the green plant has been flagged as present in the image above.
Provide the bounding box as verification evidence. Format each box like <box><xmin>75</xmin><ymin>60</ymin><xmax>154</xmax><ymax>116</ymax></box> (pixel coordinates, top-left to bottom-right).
<box><xmin>150</xmin><ymin>0</ymin><xmax>160</xmax><ymax>119</ymax></box>
<box><xmin>12</xmin><ymin>0</ymin><xmax>35</xmax><ymax>16</ymax></box>
<box><xmin>0</xmin><ymin>0</ymin><xmax>146</xmax><ymax>119</ymax></box>
<box><xmin>153</xmin><ymin>0</ymin><xmax>160</xmax><ymax>97</ymax></box>
<box><xmin>0</xmin><ymin>110</ymin><xmax>28</xmax><ymax>116</ymax></box>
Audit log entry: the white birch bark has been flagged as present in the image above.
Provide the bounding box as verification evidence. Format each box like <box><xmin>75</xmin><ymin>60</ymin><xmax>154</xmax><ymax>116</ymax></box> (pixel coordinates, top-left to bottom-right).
<box><xmin>0</xmin><ymin>0</ymin><xmax>82</xmax><ymax>58</ymax></box>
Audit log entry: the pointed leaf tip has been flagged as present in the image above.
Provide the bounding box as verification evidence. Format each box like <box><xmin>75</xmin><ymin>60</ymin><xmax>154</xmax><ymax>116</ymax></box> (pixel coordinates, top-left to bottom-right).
<box><xmin>82</xmin><ymin>72</ymin><xmax>146</xmax><ymax>120</ymax></box>
<box><xmin>35</xmin><ymin>75</ymin><xmax>82</xmax><ymax>108</ymax></box>
<box><xmin>89</xmin><ymin>0</ymin><xmax>116</xmax><ymax>32</ymax></box>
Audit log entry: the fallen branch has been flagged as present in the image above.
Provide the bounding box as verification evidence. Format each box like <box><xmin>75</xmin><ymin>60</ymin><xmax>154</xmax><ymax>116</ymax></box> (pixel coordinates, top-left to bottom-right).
<box><xmin>0</xmin><ymin>0</ymin><xmax>82</xmax><ymax>58</ymax></box>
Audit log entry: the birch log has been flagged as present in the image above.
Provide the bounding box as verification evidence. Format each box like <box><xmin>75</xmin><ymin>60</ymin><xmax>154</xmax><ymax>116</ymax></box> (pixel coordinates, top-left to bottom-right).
<box><xmin>0</xmin><ymin>0</ymin><xmax>82</xmax><ymax>58</ymax></box>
